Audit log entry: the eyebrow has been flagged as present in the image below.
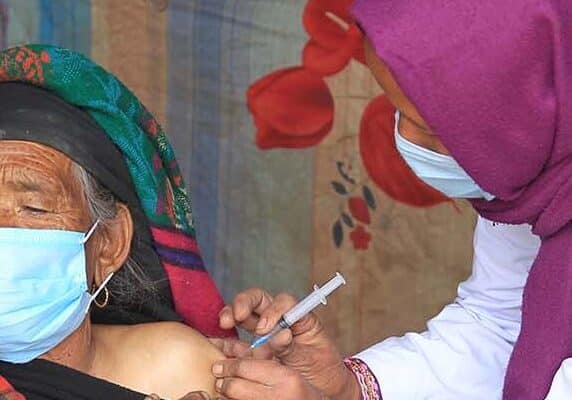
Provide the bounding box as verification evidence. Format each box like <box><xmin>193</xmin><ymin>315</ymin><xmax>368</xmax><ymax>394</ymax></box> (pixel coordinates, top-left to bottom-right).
<box><xmin>13</xmin><ymin>180</ymin><xmax>44</xmax><ymax>193</ymax></box>
<box><xmin>7</xmin><ymin>176</ymin><xmax>57</xmax><ymax>195</ymax></box>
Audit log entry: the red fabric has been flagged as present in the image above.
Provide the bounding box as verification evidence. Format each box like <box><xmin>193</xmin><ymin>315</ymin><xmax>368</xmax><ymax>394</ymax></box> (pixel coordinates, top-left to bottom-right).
<box><xmin>151</xmin><ymin>226</ymin><xmax>200</xmax><ymax>253</ymax></box>
<box><xmin>0</xmin><ymin>376</ymin><xmax>25</xmax><ymax>400</ymax></box>
<box><xmin>163</xmin><ymin>263</ymin><xmax>234</xmax><ymax>338</ymax></box>
<box><xmin>150</xmin><ymin>226</ymin><xmax>236</xmax><ymax>338</ymax></box>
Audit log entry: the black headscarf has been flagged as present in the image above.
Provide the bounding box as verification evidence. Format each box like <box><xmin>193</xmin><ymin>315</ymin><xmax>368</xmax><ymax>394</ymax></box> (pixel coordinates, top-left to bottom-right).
<box><xmin>0</xmin><ymin>82</ymin><xmax>181</xmax><ymax>324</ymax></box>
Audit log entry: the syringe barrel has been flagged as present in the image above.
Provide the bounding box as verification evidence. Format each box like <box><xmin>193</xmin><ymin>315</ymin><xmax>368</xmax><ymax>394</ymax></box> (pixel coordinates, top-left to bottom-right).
<box><xmin>320</xmin><ymin>272</ymin><xmax>346</xmax><ymax>297</ymax></box>
<box><xmin>283</xmin><ymin>272</ymin><xmax>346</xmax><ymax>326</ymax></box>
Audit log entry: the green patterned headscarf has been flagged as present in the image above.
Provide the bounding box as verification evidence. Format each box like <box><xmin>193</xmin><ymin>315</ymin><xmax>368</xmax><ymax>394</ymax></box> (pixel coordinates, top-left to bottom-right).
<box><xmin>0</xmin><ymin>44</ymin><xmax>232</xmax><ymax>337</ymax></box>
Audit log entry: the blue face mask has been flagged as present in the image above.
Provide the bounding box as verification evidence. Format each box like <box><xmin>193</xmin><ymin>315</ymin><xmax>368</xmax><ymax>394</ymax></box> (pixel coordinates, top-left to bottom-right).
<box><xmin>394</xmin><ymin>112</ymin><xmax>495</xmax><ymax>201</ymax></box>
<box><xmin>0</xmin><ymin>220</ymin><xmax>114</xmax><ymax>363</ymax></box>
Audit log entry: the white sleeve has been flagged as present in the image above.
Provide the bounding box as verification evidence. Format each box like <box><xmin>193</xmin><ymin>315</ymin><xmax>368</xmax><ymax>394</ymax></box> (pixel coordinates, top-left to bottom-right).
<box><xmin>545</xmin><ymin>359</ymin><xmax>572</xmax><ymax>399</ymax></box>
<box><xmin>354</xmin><ymin>217</ymin><xmax>541</xmax><ymax>400</ymax></box>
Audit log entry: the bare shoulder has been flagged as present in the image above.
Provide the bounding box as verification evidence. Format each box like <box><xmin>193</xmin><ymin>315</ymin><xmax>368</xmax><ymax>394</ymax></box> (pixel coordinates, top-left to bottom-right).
<box><xmin>96</xmin><ymin>322</ymin><xmax>225</xmax><ymax>399</ymax></box>
<box><xmin>139</xmin><ymin>321</ymin><xmax>223</xmax><ymax>356</ymax></box>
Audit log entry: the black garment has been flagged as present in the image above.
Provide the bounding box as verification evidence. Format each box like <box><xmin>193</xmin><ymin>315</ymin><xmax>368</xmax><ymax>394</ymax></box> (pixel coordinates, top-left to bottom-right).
<box><xmin>0</xmin><ymin>82</ymin><xmax>180</xmax><ymax>325</ymax></box>
<box><xmin>0</xmin><ymin>359</ymin><xmax>146</xmax><ymax>400</ymax></box>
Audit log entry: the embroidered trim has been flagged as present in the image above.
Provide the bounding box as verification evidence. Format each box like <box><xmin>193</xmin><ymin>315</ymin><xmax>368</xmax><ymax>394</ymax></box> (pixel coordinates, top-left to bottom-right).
<box><xmin>344</xmin><ymin>357</ymin><xmax>382</xmax><ymax>400</ymax></box>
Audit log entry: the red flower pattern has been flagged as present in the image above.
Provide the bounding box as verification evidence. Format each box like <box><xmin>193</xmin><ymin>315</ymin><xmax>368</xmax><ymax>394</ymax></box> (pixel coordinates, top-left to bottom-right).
<box><xmin>246</xmin><ymin>0</ymin><xmax>363</xmax><ymax>150</ymax></box>
<box><xmin>247</xmin><ymin>67</ymin><xmax>334</xmax><ymax>149</ymax></box>
<box><xmin>350</xmin><ymin>225</ymin><xmax>371</xmax><ymax>250</ymax></box>
<box><xmin>247</xmin><ymin>0</ymin><xmax>450</xmax><ymax>254</ymax></box>
<box><xmin>359</xmin><ymin>95</ymin><xmax>451</xmax><ymax>207</ymax></box>
<box><xmin>302</xmin><ymin>0</ymin><xmax>365</xmax><ymax>76</ymax></box>
<box><xmin>348</xmin><ymin>196</ymin><xmax>370</xmax><ymax>224</ymax></box>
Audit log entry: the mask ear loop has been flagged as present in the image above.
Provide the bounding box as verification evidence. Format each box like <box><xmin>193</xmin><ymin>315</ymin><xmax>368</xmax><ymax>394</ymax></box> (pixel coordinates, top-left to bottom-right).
<box><xmin>81</xmin><ymin>219</ymin><xmax>101</xmax><ymax>244</ymax></box>
<box><xmin>82</xmin><ymin>219</ymin><xmax>112</xmax><ymax>313</ymax></box>
<box><xmin>86</xmin><ymin>272</ymin><xmax>114</xmax><ymax>314</ymax></box>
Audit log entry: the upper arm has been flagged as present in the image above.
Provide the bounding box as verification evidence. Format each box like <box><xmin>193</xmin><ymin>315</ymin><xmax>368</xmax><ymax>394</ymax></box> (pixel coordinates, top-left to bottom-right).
<box><xmin>142</xmin><ymin>322</ymin><xmax>226</xmax><ymax>399</ymax></box>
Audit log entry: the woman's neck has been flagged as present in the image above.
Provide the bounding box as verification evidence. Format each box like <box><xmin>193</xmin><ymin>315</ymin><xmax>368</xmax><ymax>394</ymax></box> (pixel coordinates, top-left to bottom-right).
<box><xmin>39</xmin><ymin>318</ymin><xmax>98</xmax><ymax>374</ymax></box>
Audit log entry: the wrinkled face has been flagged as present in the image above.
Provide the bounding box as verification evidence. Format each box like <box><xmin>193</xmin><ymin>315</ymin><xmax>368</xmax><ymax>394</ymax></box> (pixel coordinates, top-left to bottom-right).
<box><xmin>0</xmin><ymin>140</ymin><xmax>103</xmax><ymax>285</ymax></box>
<box><xmin>363</xmin><ymin>39</ymin><xmax>450</xmax><ymax>155</ymax></box>
<box><xmin>0</xmin><ymin>140</ymin><xmax>90</xmax><ymax>231</ymax></box>
<box><xmin>0</xmin><ymin>140</ymin><xmax>133</xmax><ymax>289</ymax></box>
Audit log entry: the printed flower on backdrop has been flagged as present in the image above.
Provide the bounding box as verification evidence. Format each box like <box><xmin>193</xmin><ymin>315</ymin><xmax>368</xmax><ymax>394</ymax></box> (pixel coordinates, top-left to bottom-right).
<box><xmin>302</xmin><ymin>0</ymin><xmax>365</xmax><ymax>76</ymax></box>
<box><xmin>349</xmin><ymin>225</ymin><xmax>371</xmax><ymax>250</ymax></box>
<box><xmin>348</xmin><ymin>196</ymin><xmax>370</xmax><ymax>224</ymax></box>
<box><xmin>331</xmin><ymin>160</ymin><xmax>376</xmax><ymax>251</ymax></box>
<box><xmin>359</xmin><ymin>94</ymin><xmax>451</xmax><ymax>207</ymax></box>
<box><xmin>247</xmin><ymin>0</ymin><xmax>362</xmax><ymax>150</ymax></box>
<box><xmin>247</xmin><ymin>66</ymin><xmax>334</xmax><ymax>149</ymax></box>
<box><xmin>246</xmin><ymin>1</ymin><xmax>446</xmax><ymax>213</ymax></box>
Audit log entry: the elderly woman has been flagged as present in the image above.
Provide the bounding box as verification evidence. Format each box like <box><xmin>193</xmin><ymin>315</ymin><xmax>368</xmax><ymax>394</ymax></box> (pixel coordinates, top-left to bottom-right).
<box><xmin>0</xmin><ymin>44</ymin><xmax>231</xmax><ymax>400</ymax></box>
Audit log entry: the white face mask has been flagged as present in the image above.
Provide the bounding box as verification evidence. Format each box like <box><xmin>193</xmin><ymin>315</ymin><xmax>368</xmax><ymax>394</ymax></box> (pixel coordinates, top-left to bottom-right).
<box><xmin>393</xmin><ymin>111</ymin><xmax>495</xmax><ymax>200</ymax></box>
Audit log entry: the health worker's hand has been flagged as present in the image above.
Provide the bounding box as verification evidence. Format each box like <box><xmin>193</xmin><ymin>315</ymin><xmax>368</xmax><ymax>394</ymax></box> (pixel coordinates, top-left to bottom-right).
<box><xmin>217</xmin><ymin>288</ymin><xmax>360</xmax><ymax>399</ymax></box>
<box><xmin>212</xmin><ymin>358</ymin><xmax>328</xmax><ymax>400</ymax></box>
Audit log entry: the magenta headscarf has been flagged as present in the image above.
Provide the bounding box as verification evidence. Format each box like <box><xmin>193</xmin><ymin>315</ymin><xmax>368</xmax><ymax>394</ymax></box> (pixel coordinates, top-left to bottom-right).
<box><xmin>352</xmin><ymin>1</ymin><xmax>572</xmax><ymax>398</ymax></box>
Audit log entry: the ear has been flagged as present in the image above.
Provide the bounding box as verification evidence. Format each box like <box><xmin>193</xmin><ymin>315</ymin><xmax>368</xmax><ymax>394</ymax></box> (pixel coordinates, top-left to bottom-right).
<box><xmin>92</xmin><ymin>203</ymin><xmax>133</xmax><ymax>286</ymax></box>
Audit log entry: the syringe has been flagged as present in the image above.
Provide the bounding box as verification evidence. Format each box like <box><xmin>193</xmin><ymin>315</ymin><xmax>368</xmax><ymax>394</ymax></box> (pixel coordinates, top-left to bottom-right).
<box><xmin>250</xmin><ymin>272</ymin><xmax>346</xmax><ymax>349</ymax></box>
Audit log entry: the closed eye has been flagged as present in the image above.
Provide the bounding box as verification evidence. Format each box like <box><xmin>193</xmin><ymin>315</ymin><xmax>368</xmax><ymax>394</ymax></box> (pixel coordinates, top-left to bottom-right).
<box><xmin>23</xmin><ymin>205</ymin><xmax>50</xmax><ymax>214</ymax></box>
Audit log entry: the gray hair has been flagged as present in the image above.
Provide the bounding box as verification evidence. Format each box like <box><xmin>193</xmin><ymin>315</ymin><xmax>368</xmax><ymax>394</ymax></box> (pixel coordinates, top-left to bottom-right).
<box><xmin>74</xmin><ymin>164</ymin><xmax>156</xmax><ymax>305</ymax></box>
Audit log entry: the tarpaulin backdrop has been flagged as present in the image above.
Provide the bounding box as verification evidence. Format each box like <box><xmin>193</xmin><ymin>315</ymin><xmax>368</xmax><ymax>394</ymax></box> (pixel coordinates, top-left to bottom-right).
<box><xmin>0</xmin><ymin>0</ymin><xmax>475</xmax><ymax>355</ymax></box>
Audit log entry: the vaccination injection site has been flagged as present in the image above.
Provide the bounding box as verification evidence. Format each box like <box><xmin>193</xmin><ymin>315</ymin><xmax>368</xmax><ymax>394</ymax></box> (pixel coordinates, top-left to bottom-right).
<box><xmin>1</xmin><ymin>0</ymin><xmax>572</xmax><ymax>399</ymax></box>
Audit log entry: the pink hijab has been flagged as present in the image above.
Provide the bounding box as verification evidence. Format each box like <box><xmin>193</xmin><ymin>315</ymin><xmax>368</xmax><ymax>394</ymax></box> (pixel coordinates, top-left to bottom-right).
<box><xmin>353</xmin><ymin>1</ymin><xmax>572</xmax><ymax>398</ymax></box>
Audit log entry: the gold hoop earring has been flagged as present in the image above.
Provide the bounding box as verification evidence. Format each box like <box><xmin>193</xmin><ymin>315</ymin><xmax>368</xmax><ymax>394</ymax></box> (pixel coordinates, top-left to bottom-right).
<box><xmin>94</xmin><ymin>286</ymin><xmax>109</xmax><ymax>308</ymax></box>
